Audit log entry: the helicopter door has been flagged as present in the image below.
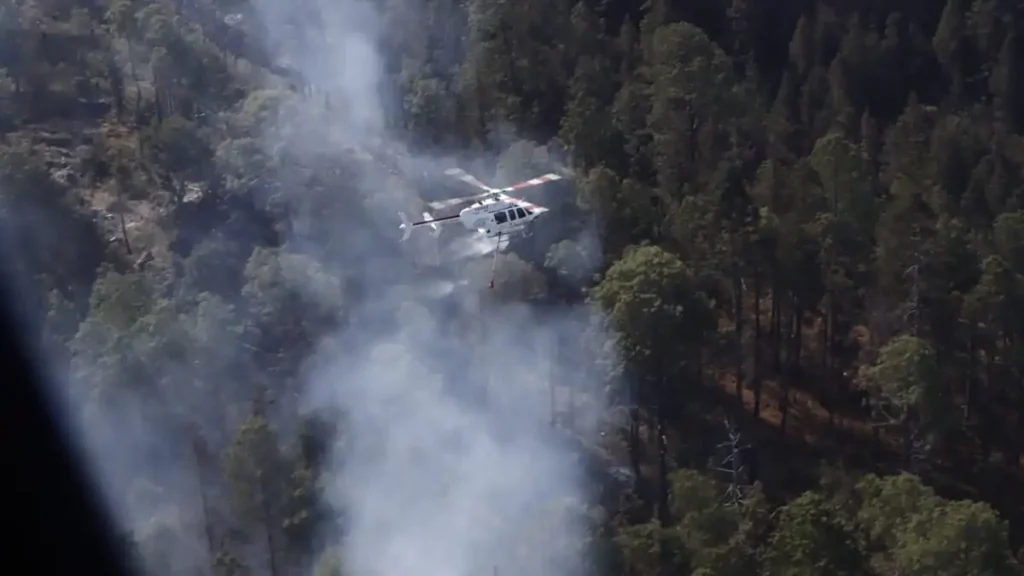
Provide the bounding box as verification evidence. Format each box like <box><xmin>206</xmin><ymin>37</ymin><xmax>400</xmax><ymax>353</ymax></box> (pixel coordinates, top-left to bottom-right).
<box><xmin>515</xmin><ymin>207</ymin><xmax>527</xmax><ymax>219</ymax></box>
<box><xmin>507</xmin><ymin>209</ymin><xmax>517</xmax><ymax>221</ymax></box>
<box><xmin>494</xmin><ymin>211</ymin><xmax>508</xmax><ymax>224</ymax></box>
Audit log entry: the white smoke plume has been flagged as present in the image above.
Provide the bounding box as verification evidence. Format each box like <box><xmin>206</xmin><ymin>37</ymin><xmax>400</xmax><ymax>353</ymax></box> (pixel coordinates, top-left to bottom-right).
<box><xmin>241</xmin><ymin>0</ymin><xmax>612</xmax><ymax>575</ymax></box>
<box><xmin>0</xmin><ymin>0</ymin><xmax>614</xmax><ymax>574</ymax></box>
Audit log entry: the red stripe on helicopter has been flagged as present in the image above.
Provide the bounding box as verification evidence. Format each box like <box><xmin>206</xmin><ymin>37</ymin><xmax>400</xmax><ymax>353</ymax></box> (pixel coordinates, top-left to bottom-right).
<box><xmin>500</xmin><ymin>174</ymin><xmax>561</xmax><ymax>209</ymax></box>
<box><xmin>503</xmin><ymin>174</ymin><xmax>562</xmax><ymax>191</ymax></box>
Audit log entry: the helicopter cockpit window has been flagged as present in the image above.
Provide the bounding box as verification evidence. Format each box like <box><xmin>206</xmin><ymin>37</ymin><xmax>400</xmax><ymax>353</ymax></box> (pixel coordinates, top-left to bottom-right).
<box><xmin>507</xmin><ymin>209</ymin><xmax>518</xmax><ymax>221</ymax></box>
<box><xmin>516</xmin><ymin>207</ymin><xmax>527</xmax><ymax>219</ymax></box>
<box><xmin>494</xmin><ymin>211</ymin><xmax>508</xmax><ymax>224</ymax></box>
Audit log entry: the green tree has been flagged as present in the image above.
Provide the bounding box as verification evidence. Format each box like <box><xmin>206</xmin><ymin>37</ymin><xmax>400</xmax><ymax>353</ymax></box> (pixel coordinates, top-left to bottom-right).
<box><xmin>892</xmin><ymin>499</ymin><xmax>1019</xmax><ymax>575</ymax></box>
<box><xmin>858</xmin><ymin>335</ymin><xmax>952</xmax><ymax>467</ymax></box>
<box><xmin>855</xmin><ymin>473</ymin><xmax>1020</xmax><ymax>575</ymax></box>
<box><xmin>575</xmin><ymin>166</ymin><xmax>658</xmax><ymax>260</ymax></box>
<box><xmin>989</xmin><ymin>29</ymin><xmax>1024</xmax><ymax>134</ymax></box>
<box><xmin>760</xmin><ymin>492</ymin><xmax>867</xmax><ymax>576</ymax></box>
<box><xmin>559</xmin><ymin>2</ymin><xmax>619</xmax><ymax>170</ymax></box>
<box><xmin>593</xmin><ymin>245</ymin><xmax>714</xmax><ymax>518</ymax></box>
<box><xmin>669</xmin><ymin>470</ymin><xmax>765</xmax><ymax>575</ymax></box>
<box><xmin>854</xmin><ymin>473</ymin><xmax>945</xmax><ymax>562</ymax></box>
<box><xmin>149</xmin><ymin>115</ymin><xmax>214</xmax><ymax>203</ymax></box>
<box><xmin>646</xmin><ymin>21</ymin><xmax>745</xmax><ymax>198</ymax></box>
<box><xmin>241</xmin><ymin>246</ymin><xmax>344</xmax><ymax>386</ymax></box>
<box><xmin>223</xmin><ymin>414</ymin><xmax>293</xmax><ymax>576</ymax></box>
<box><xmin>615</xmin><ymin>520</ymin><xmax>690</xmax><ymax>576</ymax></box>
<box><xmin>933</xmin><ymin>0</ymin><xmax>969</xmax><ymax>105</ymax></box>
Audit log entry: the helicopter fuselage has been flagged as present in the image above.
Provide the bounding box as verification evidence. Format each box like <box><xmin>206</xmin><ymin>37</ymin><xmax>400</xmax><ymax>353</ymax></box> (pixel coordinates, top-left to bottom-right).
<box><xmin>457</xmin><ymin>195</ymin><xmax>541</xmax><ymax>238</ymax></box>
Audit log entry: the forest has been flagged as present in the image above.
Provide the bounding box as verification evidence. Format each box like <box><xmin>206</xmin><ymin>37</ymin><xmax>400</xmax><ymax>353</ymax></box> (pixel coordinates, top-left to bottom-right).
<box><xmin>1</xmin><ymin>0</ymin><xmax>1023</xmax><ymax>574</ymax></box>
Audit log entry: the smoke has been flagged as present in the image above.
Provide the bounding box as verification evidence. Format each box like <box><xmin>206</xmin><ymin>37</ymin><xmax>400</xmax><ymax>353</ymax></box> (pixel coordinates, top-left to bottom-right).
<box><xmin>302</xmin><ymin>305</ymin><xmax>606</xmax><ymax>576</ymax></box>
<box><xmin>243</xmin><ymin>0</ymin><xmax>611</xmax><ymax>575</ymax></box>
<box><xmin>1</xmin><ymin>0</ymin><xmax>612</xmax><ymax>573</ymax></box>
<box><xmin>448</xmin><ymin>233</ymin><xmax>505</xmax><ymax>261</ymax></box>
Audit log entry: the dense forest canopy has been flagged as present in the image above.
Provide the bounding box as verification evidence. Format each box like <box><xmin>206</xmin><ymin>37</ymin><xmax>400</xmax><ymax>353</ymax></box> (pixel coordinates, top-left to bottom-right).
<box><xmin>1</xmin><ymin>0</ymin><xmax>1023</xmax><ymax>574</ymax></box>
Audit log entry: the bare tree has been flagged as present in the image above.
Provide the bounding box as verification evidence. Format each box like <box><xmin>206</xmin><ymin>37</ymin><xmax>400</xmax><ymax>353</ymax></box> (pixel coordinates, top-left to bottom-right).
<box><xmin>714</xmin><ymin>418</ymin><xmax>751</xmax><ymax>507</ymax></box>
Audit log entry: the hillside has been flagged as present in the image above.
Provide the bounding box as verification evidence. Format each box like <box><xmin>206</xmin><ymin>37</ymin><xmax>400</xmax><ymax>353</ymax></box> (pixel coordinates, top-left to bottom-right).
<box><xmin>1</xmin><ymin>0</ymin><xmax>1023</xmax><ymax>575</ymax></box>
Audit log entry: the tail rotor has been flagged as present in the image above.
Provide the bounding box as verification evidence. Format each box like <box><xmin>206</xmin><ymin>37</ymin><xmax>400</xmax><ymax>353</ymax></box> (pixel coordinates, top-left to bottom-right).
<box><xmin>398</xmin><ymin>212</ymin><xmax>412</xmax><ymax>241</ymax></box>
<box><xmin>398</xmin><ymin>211</ymin><xmax>444</xmax><ymax>241</ymax></box>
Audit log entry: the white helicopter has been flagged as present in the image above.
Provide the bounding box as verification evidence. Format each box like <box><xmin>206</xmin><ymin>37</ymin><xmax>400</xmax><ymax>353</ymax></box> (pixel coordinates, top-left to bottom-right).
<box><xmin>399</xmin><ymin>168</ymin><xmax>564</xmax><ymax>287</ymax></box>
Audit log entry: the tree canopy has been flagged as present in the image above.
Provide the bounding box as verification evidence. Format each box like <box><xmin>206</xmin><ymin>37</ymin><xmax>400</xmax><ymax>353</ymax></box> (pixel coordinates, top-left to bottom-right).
<box><xmin>2</xmin><ymin>0</ymin><xmax>1023</xmax><ymax>574</ymax></box>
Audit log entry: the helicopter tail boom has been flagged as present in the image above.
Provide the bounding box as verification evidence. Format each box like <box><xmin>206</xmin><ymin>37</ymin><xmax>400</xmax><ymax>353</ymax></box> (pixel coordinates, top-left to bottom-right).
<box><xmin>422</xmin><ymin>212</ymin><xmax>443</xmax><ymax>238</ymax></box>
<box><xmin>398</xmin><ymin>211</ymin><xmax>457</xmax><ymax>241</ymax></box>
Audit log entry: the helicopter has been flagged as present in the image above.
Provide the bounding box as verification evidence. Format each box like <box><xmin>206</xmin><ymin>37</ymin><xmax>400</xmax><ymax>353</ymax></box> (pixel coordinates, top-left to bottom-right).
<box><xmin>399</xmin><ymin>168</ymin><xmax>564</xmax><ymax>288</ymax></box>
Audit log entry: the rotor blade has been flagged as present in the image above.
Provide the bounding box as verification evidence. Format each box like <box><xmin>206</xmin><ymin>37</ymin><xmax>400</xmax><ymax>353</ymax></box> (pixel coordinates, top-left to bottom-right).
<box><xmin>427</xmin><ymin>197</ymin><xmax>468</xmax><ymax>210</ymax></box>
<box><xmin>499</xmin><ymin>173</ymin><xmax>563</xmax><ymax>193</ymax></box>
<box><xmin>427</xmin><ymin>193</ymin><xmax>492</xmax><ymax>210</ymax></box>
<box><xmin>444</xmin><ymin>168</ymin><xmax>494</xmax><ymax>192</ymax></box>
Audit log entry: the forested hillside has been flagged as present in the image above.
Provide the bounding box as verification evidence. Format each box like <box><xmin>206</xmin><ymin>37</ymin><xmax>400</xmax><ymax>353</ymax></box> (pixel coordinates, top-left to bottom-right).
<box><xmin>2</xmin><ymin>0</ymin><xmax>1024</xmax><ymax>574</ymax></box>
